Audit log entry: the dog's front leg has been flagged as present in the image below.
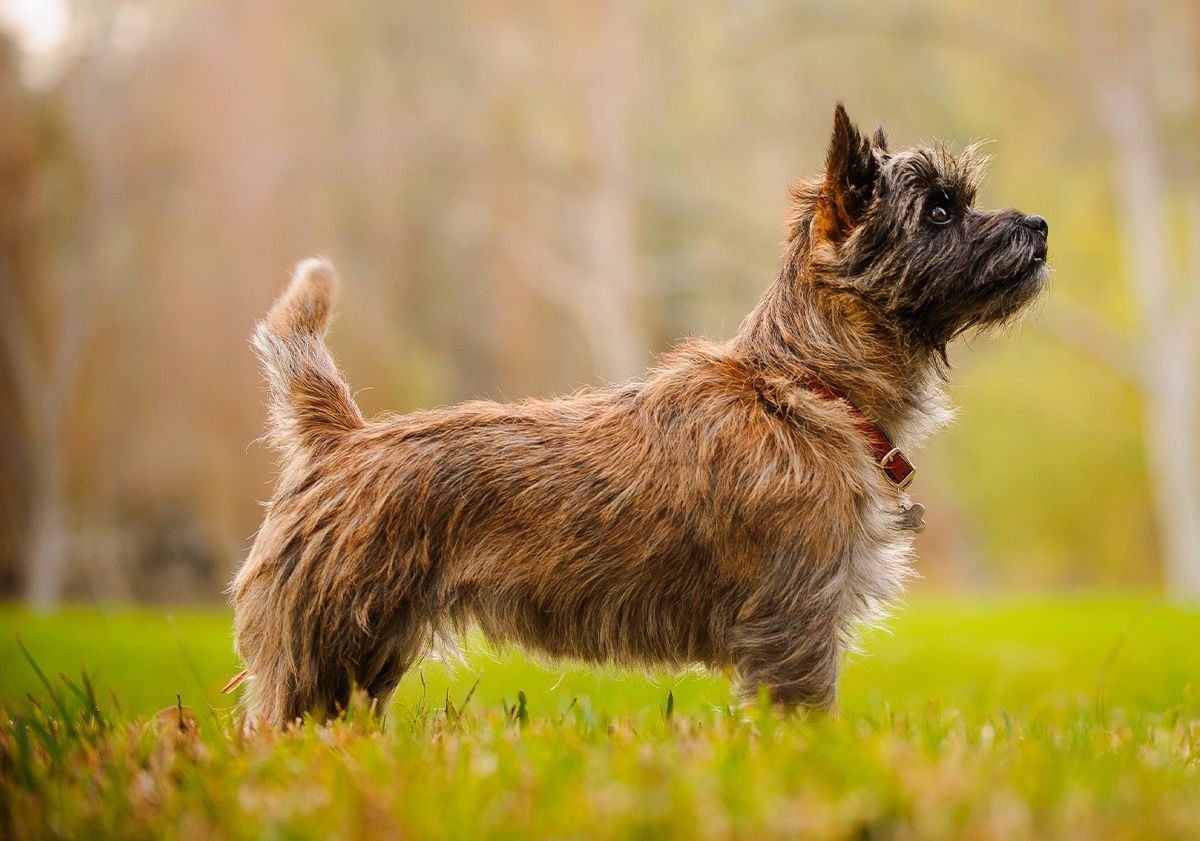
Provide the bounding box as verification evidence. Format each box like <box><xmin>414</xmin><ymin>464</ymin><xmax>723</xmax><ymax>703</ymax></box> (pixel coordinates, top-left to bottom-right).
<box><xmin>728</xmin><ymin>597</ymin><xmax>842</xmax><ymax>711</ymax></box>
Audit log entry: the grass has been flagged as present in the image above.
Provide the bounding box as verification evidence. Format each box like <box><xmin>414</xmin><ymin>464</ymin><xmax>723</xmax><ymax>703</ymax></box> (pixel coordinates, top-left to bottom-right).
<box><xmin>0</xmin><ymin>598</ymin><xmax>1197</xmax><ymax>839</ymax></box>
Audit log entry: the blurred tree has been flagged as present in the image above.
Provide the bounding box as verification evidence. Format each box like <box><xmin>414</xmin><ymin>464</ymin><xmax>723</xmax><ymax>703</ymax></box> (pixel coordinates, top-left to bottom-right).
<box><xmin>467</xmin><ymin>0</ymin><xmax>649</xmax><ymax>383</ymax></box>
<box><xmin>573</xmin><ymin>0</ymin><xmax>648</xmax><ymax>380</ymax></box>
<box><xmin>0</xmin><ymin>0</ymin><xmax>1195</xmax><ymax>600</ymax></box>
<box><xmin>0</xmin><ymin>34</ymin><xmax>91</xmax><ymax>610</ymax></box>
<box><xmin>0</xmin><ymin>34</ymin><xmax>34</xmax><ymax>595</ymax></box>
<box><xmin>1064</xmin><ymin>0</ymin><xmax>1200</xmax><ymax>596</ymax></box>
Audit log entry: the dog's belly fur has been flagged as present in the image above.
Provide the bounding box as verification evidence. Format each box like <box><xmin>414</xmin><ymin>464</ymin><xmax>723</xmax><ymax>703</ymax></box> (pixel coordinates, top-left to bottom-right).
<box><xmin>234</xmin><ymin>341</ymin><xmax>913</xmax><ymax>724</ymax></box>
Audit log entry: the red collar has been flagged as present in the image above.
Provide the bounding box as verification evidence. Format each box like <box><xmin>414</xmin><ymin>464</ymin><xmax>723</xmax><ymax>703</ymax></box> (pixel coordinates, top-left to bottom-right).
<box><xmin>802</xmin><ymin>377</ymin><xmax>916</xmax><ymax>488</ymax></box>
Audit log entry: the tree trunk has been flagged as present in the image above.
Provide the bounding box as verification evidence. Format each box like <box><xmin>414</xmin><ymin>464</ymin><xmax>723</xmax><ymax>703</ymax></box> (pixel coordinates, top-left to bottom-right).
<box><xmin>578</xmin><ymin>0</ymin><xmax>648</xmax><ymax>382</ymax></box>
<box><xmin>24</xmin><ymin>425</ymin><xmax>70</xmax><ymax>610</ymax></box>
<box><xmin>1068</xmin><ymin>0</ymin><xmax>1200</xmax><ymax>598</ymax></box>
<box><xmin>1106</xmin><ymin>88</ymin><xmax>1200</xmax><ymax>597</ymax></box>
<box><xmin>1142</xmin><ymin>336</ymin><xmax>1200</xmax><ymax>595</ymax></box>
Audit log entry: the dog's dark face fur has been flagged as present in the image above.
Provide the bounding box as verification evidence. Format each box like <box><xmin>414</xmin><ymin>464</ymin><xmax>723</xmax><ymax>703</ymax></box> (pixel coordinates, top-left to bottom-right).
<box><xmin>793</xmin><ymin>106</ymin><xmax>1049</xmax><ymax>352</ymax></box>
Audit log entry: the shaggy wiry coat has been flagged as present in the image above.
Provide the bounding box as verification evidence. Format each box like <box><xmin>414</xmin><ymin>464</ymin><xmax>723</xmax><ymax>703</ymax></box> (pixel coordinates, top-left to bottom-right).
<box><xmin>230</xmin><ymin>105</ymin><xmax>1049</xmax><ymax>726</ymax></box>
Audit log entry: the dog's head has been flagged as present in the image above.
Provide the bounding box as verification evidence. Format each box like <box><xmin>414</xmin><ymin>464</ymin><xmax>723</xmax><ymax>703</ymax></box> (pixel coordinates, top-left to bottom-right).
<box><xmin>790</xmin><ymin>104</ymin><xmax>1049</xmax><ymax>351</ymax></box>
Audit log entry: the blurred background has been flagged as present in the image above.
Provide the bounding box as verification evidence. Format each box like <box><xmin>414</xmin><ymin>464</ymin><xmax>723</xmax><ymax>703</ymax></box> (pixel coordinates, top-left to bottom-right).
<box><xmin>0</xmin><ymin>0</ymin><xmax>1196</xmax><ymax>609</ymax></box>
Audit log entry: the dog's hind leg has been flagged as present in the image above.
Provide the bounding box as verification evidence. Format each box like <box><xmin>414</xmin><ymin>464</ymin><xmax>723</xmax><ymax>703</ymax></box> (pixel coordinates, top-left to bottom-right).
<box><xmin>234</xmin><ymin>523</ymin><xmax>434</xmax><ymax>727</ymax></box>
<box><xmin>355</xmin><ymin>610</ymin><xmax>429</xmax><ymax>710</ymax></box>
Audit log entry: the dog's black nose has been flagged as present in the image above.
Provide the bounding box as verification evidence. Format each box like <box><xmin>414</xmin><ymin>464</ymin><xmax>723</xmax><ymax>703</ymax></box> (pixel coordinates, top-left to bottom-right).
<box><xmin>1021</xmin><ymin>215</ymin><xmax>1048</xmax><ymax>237</ymax></box>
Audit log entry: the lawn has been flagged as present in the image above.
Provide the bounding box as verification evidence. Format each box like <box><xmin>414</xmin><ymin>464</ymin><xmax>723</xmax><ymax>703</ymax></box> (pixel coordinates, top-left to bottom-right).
<box><xmin>1</xmin><ymin>598</ymin><xmax>1197</xmax><ymax>839</ymax></box>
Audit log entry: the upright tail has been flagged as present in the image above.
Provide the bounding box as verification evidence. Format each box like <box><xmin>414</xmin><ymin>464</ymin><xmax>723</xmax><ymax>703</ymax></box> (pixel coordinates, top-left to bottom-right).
<box><xmin>252</xmin><ymin>258</ymin><xmax>364</xmax><ymax>455</ymax></box>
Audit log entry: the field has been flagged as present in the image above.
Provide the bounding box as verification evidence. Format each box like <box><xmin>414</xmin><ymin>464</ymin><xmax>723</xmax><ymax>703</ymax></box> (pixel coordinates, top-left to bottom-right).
<box><xmin>1</xmin><ymin>599</ymin><xmax>1197</xmax><ymax>840</ymax></box>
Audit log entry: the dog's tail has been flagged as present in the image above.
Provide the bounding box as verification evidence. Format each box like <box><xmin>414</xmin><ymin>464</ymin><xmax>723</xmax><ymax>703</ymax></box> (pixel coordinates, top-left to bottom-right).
<box><xmin>252</xmin><ymin>258</ymin><xmax>364</xmax><ymax>454</ymax></box>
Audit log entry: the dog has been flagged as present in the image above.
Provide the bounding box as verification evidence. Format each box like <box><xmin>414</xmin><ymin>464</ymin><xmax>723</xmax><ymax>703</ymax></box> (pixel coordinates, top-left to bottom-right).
<box><xmin>228</xmin><ymin>104</ymin><xmax>1049</xmax><ymax>726</ymax></box>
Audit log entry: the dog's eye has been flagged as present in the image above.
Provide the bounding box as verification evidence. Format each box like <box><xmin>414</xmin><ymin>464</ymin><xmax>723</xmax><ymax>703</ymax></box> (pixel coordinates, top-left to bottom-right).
<box><xmin>927</xmin><ymin>204</ymin><xmax>952</xmax><ymax>226</ymax></box>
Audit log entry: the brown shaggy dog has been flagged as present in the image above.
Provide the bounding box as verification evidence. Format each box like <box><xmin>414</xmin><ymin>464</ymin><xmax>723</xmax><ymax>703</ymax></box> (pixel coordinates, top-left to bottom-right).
<box><xmin>230</xmin><ymin>105</ymin><xmax>1048</xmax><ymax>726</ymax></box>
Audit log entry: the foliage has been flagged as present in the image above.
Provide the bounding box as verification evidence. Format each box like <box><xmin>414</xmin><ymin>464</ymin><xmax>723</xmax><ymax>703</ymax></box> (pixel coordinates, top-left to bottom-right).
<box><xmin>1</xmin><ymin>599</ymin><xmax>1197</xmax><ymax>839</ymax></box>
<box><xmin>3</xmin><ymin>0</ymin><xmax>1198</xmax><ymax>598</ymax></box>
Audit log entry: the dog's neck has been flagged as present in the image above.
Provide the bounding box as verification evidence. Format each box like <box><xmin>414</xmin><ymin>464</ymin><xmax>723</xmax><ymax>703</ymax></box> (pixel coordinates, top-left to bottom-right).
<box><xmin>732</xmin><ymin>255</ymin><xmax>950</xmax><ymax>447</ymax></box>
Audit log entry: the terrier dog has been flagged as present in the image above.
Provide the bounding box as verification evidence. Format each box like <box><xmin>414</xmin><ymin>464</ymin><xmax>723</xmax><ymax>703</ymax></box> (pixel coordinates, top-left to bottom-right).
<box><xmin>229</xmin><ymin>105</ymin><xmax>1048</xmax><ymax>726</ymax></box>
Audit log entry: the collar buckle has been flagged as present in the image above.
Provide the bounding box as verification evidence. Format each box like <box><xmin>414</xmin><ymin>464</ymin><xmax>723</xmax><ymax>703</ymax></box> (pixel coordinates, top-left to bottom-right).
<box><xmin>879</xmin><ymin>447</ymin><xmax>916</xmax><ymax>488</ymax></box>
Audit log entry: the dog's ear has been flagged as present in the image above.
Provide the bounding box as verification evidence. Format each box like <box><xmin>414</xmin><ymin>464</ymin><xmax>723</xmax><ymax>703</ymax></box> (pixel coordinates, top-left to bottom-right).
<box><xmin>871</xmin><ymin>123</ymin><xmax>889</xmax><ymax>153</ymax></box>
<box><xmin>813</xmin><ymin>104</ymin><xmax>881</xmax><ymax>245</ymax></box>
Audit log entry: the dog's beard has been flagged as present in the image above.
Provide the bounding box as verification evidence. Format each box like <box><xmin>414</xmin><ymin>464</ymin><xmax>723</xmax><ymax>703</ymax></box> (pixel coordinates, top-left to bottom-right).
<box><xmin>893</xmin><ymin>250</ymin><xmax>1047</xmax><ymax>348</ymax></box>
<box><xmin>976</xmin><ymin>239</ymin><xmax>1049</xmax><ymax>324</ymax></box>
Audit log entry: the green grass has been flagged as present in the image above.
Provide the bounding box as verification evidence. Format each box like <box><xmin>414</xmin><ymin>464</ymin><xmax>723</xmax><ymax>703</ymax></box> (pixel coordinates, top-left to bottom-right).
<box><xmin>1</xmin><ymin>598</ymin><xmax>1197</xmax><ymax>839</ymax></box>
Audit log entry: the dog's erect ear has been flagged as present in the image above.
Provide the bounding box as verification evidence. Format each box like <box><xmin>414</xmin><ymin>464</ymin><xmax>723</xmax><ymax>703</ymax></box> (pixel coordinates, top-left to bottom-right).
<box><xmin>871</xmin><ymin>123</ymin><xmax>889</xmax><ymax>153</ymax></box>
<box><xmin>814</xmin><ymin>104</ymin><xmax>881</xmax><ymax>245</ymax></box>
